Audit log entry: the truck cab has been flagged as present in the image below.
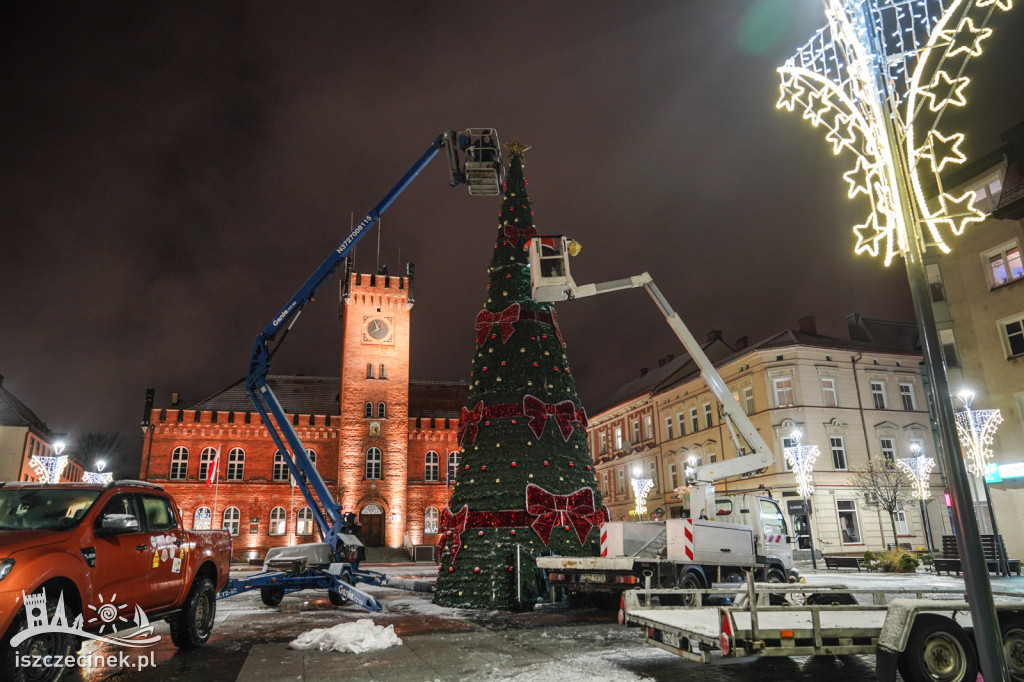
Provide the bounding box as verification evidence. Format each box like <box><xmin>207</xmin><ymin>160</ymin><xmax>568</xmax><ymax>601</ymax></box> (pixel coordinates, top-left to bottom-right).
<box><xmin>711</xmin><ymin>493</ymin><xmax>795</xmax><ymax>580</ymax></box>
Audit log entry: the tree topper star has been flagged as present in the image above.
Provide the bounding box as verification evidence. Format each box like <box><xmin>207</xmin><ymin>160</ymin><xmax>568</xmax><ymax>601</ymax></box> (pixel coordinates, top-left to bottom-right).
<box><xmin>504</xmin><ymin>138</ymin><xmax>531</xmax><ymax>159</ymax></box>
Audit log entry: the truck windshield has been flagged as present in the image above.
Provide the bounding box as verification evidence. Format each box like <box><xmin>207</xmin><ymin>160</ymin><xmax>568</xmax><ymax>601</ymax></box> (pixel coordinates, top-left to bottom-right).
<box><xmin>0</xmin><ymin>489</ymin><xmax>100</xmax><ymax>531</ymax></box>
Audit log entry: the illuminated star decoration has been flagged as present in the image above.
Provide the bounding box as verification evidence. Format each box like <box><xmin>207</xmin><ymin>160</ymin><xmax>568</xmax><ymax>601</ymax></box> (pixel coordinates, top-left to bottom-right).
<box><xmin>30</xmin><ymin>455</ymin><xmax>69</xmax><ymax>483</ymax></box>
<box><xmin>631</xmin><ymin>477</ymin><xmax>655</xmax><ymax>517</ymax></box>
<box><xmin>83</xmin><ymin>471</ymin><xmax>114</xmax><ymax>484</ymax></box>
<box><xmin>897</xmin><ymin>455</ymin><xmax>937</xmax><ymax>500</ymax></box>
<box><xmin>955</xmin><ymin>407</ymin><xmax>1003</xmax><ymax>476</ymax></box>
<box><xmin>504</xmin><ymin>138</ymin><xmax>531</xmax><ymax>160</ymax></box>
<box><xmin>777</xmin><ymin>0</ymin><xmax>1015</xmax><ymax>265</ymax></box>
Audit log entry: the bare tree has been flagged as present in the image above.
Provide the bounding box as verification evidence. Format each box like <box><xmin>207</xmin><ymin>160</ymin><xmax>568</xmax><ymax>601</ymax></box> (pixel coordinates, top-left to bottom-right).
<box><xmin>849</xmin><ymin>456</ymin><xmax>914</xmax><ymax>549</ymax></box>
<box><xmin>67</xmin><ymin>431</ymin><xmax>129</xmax><ymax>478</ymax></box>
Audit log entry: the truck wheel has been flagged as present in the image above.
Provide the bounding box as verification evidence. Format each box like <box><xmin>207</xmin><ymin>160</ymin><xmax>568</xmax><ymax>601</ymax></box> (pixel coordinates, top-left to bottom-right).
<box><xmin>677</xmin><ymin>571</ymin><xmax>704</xmax><ymax>607</ymax></box>
<box><xmin>170</xmin><ymin>576</ymin><xmax>217</xmax><ymax>649</ymax></box>
<box><xmin>329</xmin><ymin>571</ymin><xmax>352</xmax><ymax>606</ymax></box>
<box><xmin>766</xmin><ymin>568</ymin><xmax>789</xmax><ymax>606</ymax></box>
<box><xmin>2</xmin><ymin>594</ymin><xmax>78</xmax><ymax>682</ymax></box>
<box><xmin>260</xmin><ymin>586</ymin><xmax>285</xmax><ymax>606</ymax></box>
<box><xmin>898</xmin><ymin>615</ymin><xmax>977</xmax><ymax>682</ymax></box>
<box><xmin>999</xmin><ymin>614</ymin><xmax>1024</xmax><ymax>680</ymax></box>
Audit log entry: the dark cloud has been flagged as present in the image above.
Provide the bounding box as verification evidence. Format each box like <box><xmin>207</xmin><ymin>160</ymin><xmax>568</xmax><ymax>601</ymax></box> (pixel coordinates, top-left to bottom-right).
<box><xmin>1</xmin><ymin>1</ymin><xmax>1022</xmax><ymax>461</ymax></box>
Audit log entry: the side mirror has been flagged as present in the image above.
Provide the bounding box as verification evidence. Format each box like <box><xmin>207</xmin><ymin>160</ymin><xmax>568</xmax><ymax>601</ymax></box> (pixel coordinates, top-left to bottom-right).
<box><xmin>97</xmin><ymin>513</ymin><xmax>140</xmax><ymax>535</ymax></box>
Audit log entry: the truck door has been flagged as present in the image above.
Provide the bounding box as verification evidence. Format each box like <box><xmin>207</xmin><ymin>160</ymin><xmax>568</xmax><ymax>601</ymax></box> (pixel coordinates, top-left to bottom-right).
<box><xmin>756</xmin><ymin>498</ymin><xmax>791</xmax><ymax>563</ymax></box>
<box><xmin>139</xmin><ymin>493</ymin><xmax>189</xmax><ymax>610</ymax></box>
<box><xmin>90</xmin><ymin>493</ymin><xmax>156</xmax><ymax>615</ymax></box>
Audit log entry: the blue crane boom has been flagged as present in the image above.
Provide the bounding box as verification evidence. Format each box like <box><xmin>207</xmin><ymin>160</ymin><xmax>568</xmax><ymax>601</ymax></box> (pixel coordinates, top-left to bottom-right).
<box><xmin>243</xmin><ymin>128</ymin><xmax>503</xmax><ymax>555</ymax></box>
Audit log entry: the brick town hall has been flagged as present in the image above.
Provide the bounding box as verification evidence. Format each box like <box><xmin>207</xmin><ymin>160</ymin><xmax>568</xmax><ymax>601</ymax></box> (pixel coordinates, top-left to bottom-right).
<box><xmin>140</xmin><ymin>269</ymin><xmax>467</xmax><ymax>561</ymax></box>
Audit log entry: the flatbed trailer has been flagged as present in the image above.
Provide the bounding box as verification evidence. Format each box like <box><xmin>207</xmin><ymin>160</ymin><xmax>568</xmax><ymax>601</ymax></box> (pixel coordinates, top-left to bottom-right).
<box><xmin>622</xmin><ymin>577</ymin><xmax>1024</xmax><ymax>682</ymax></box>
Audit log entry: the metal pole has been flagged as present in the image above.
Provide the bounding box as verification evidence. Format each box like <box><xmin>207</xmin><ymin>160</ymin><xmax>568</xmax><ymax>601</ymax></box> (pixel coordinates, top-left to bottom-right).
<box><xmin>804</xmin><ymin>494</ymin><xmax>817</xmax><ymax>570</ymax></box>
<box><xmin>919</xmin><ymin>499</ymin><xmax>934</xmax><ymax>554</ymax></box>
<box><xmin>982</xmin><ymin>477</ymin><xmax>1011</xmax><ymax>577</ymax></box>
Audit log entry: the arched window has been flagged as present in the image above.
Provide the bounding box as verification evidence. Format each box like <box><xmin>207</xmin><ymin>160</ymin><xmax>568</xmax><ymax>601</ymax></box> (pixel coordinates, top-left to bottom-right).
<box><xmin>170</xmin><ymin>447</ymin><xmax>188</xmax><ymax>480</ymax></box>
<box><xmin>364</xmin><ymin>402</ymin><xmax>373</xmax><ymax>418</ymax></box>
<box><xmin>269</xmin><ymin>507</ymin><xmax>287</xmax><ymax>536</ymax></box>
<box><xmin>365</xmin><ymin>447</ymin><xmax>382</xmax><ymax>480</ymax></box>
<box><xmin>424</xmin><ymin>506</ymin><xmax>439</xmax><ymax>534</ymax></box>
<box><xmin>296</xmin><ymin>507</ymin><xmax>314</xmax><ymax>535</ymax></box>
<box><xmin>447</xmin><ymin>451</ymin><xmax>460</xmax><ymax>480</ymax></box>
<box><xmin>273</xmin><ymin>452</ymin><xmax>289</xmax><ymax>481</ymax></box>
<box><xmin>377</xmin><ymin>402</ymin><xmax>386</xmax><ymax>419</ymax></box>
<box><xmin>226</xmin><ymin>447</ymin><xmax>245</xmax><ymax>480</ymax></box>
<box><xmin>199</xmin><ymin>447</ymin><xmax>217</xmax><ymax>482</ymax></box>
<box><xmin>379</xmin><ymin>364</ymin><xmax>386</xmax><ymax>379</ymax></box>
<box><xmin>425</xmin><ymin>451</ymin><xmax>439</xmax><ymax>482</ymax></box>
<box><xmin>193</xmin><ymin>507</ymin><xmax>211</xmax><ymax>530</ymax></box>
<box><xmin>222</xmin><ymin>507</ymin><xmax>240</xmax><ymax>536</ymax></box>
<box><xmin>306</xmin><ymin>449</ymin><xmax>317</xmax><ymax>469</ymax></box>
<box><xmin>366</xmin><ymin>363</ymin><xmax>374</xmax><ymax>379</ymax></box>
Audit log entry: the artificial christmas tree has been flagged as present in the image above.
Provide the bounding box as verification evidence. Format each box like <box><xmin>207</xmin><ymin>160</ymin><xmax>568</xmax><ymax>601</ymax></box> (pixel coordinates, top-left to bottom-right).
<box><xmin>433</xmin><ymin>140</ymin><xmax>607</xmax><ymax>610</ymax></box>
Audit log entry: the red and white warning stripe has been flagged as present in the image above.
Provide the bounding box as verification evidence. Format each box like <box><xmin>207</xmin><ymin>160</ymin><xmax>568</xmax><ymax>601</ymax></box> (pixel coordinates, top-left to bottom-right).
<box><xmin>682</xmin><ymin>519</ymin><xmax>694</xmax><ymax>561</ymax></box>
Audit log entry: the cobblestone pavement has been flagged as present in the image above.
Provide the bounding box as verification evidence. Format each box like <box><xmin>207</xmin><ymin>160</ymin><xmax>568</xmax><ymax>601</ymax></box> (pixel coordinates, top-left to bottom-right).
<box><xmin>59</xmin><ymin>563</ymin><xmax>1024</xmax><ymax>681</ymax></box>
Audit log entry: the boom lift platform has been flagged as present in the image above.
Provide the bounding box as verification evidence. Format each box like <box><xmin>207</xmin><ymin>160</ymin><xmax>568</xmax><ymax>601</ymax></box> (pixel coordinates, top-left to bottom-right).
<box><xmin>218</xmin><ymin>128</ymin><xmax>505</xmax><ymax>612</ymax></box>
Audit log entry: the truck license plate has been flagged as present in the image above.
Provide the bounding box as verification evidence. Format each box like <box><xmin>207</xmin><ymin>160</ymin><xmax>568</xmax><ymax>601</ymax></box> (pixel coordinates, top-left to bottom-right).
<box><xmin>579</xmin><ymin>573</ymin><xmax>606</xmax><ymax>583</ymax></box>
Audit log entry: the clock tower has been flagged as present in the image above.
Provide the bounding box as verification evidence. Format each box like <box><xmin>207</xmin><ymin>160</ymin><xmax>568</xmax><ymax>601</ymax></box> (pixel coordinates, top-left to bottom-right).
<box><xmin>338</xmin><ymin>266</ymin><xmax>414</xmax><ymax>547</ymax></box>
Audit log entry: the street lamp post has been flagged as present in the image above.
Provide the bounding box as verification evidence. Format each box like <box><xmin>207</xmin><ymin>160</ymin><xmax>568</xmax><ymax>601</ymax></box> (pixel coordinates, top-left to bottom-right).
<box><xmin>956</xmin><ymin>390</ymin><xmax>1010</xmax><ymax>577</ymax></box>
<box><xmin>897</xmin><ymin>443</ymin><xmax>936</xmax><ymax>553</ymax></box>
<box><xmin>777</xmin><ymin>2</ymin><xmax>1016</xmax><ymax>678</ymax></box>
<box><xmin>784</xmin><ymin>429</ymin><xmax>819</xmax><ymax>570</ymax></box>
<box><xmin>631</xmin><ymin>465</ymin><xmax>654</xmax><ymax>522</ymax></box>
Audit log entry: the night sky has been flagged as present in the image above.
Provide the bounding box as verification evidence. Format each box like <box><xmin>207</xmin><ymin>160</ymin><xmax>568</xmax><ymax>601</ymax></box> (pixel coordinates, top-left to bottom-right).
<box><xmin>3</xmin><ymin>1</ymin><xmax>1022</xmax><ymax>465</ymax></box>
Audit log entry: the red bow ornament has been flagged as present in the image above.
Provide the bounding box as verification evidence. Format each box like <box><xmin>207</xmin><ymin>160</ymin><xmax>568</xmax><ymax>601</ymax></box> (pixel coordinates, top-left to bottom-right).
<box><xmin>437</xmin><ymin>504</ymin><xmax>469</xmax><ymax>560</ymax></box>
<box><xmin>525</xmin><ymin>484</ymin><xmax>607</xmax><ymax>545</ymax></box>
<box><xmin>503</xmin><ymin>225</ymin><xmax>538</xmax><ymax>249</ymax></box>
<box><xmin>475</xmin><ymin>303</ymin><xmax>521</xmax><ymax>346</ymax></box>
<box><xmin>523</xmin><ymin>395</ymin><xmax>578</xmax><ymax>441</ymax></box>
<box><xmin>458</xmin><ymin>401</ymin><xmax>484</xmax><ymax>445</ymax></box>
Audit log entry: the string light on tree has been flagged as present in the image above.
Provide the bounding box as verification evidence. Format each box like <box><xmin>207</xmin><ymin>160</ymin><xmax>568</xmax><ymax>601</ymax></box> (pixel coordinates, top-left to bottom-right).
<box><xmin>777</xmin><ymin>0</ymin><xmax>1012</xmax><ymax>265</ymax></box>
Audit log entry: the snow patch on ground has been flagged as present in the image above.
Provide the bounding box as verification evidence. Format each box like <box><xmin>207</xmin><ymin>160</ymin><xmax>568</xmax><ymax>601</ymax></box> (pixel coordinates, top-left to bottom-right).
<box><xmin>474</xmin><ymin>641</ymin><xmax>671</xmax><ymax>682</ymax></box>
<box><xmin>289</xmin><ymin>618</ymin><xmax>402</xmax><ymax>653</ymax></box>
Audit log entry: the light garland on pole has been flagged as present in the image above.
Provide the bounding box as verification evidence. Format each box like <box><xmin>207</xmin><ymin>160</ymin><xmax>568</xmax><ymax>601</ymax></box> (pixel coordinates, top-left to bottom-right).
<box><xmin>955</xmin><ymin>392</ymin><xmax>1003</xmax><ymax>477</ymax></box>
<box><xmin>30</xmin><ymin>455</ymin><xmax>69</xmax><ymax>484</ymax></box>
<box><xmin>631</xmin><ymin>466</ymin><xmax>655</xmax><ymax>521</ymax></box>
<box><xmin>778</xmin><ymin>3</ymin><xmax>1016</xmax><ymax>676</ymax></box>
<box><xmin>784</xmin><ymin>429</ymin><xmax>819</xmax><ymax>569</ymax></box>
<box><xmin>777</xmin><ymin>0</ymin><xmax>1012</xmax><ymax>266</ymax></box>
<box><xmin>897</xmin><ymin>451</ymin><xmax>937</xmax><ymax>500</ymax></box>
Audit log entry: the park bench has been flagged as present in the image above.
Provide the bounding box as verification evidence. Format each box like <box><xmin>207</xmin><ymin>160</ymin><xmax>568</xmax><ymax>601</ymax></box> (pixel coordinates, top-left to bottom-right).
<box><xmin>934</xmin><ymin>535</ymin><xmax>1021</xmax><ymax>576</ymax></box>
<box><xmin>824</xmin><ymin>555</ymin><xmax>863</xmax><ymax>571</ymax></box>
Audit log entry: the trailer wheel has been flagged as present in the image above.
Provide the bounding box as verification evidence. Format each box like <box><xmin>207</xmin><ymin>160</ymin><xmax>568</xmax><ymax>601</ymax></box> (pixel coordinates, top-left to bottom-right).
<box><xmin>899</xmin><ymin>615</ymin><xmax>977</xmax><ymax>682</ymax></box>
<box><xmin>260</xmin><ymin>586</ymin><xmax>285</xmax><ymax>606</ymax></box>
<box><xmin>999</xmin><ymin>614</ymin><xmax>1024</xmax><ymax>680</ymax></box>
<box><xmin>329</xmin><ymin>571</ymin><xmax>352</xmax><ymax>607</ymax></box>
<box><xmin>677</xmin><ymin>571</ymin><xmax>705</xmax><ymax>607</ymax></box>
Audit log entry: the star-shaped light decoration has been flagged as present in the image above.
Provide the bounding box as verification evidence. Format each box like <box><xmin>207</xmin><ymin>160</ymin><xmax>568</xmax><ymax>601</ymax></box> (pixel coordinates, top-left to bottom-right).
<box><xmin>778</xmin><ymin>0</ymin><xmax>1017</xmax><ymax>264</ymax></box>
<box><xmin>504</xmin><ymin>138</ymin><xmax>531</xmax><ymax>160</ymax></box>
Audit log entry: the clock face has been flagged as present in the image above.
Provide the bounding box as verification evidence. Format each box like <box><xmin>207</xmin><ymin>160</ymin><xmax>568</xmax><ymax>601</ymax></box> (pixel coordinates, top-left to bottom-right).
<box><xmin>362</xmin><ymin>316</ymin><xmax>393</xmax><ymax>343</ymax></box>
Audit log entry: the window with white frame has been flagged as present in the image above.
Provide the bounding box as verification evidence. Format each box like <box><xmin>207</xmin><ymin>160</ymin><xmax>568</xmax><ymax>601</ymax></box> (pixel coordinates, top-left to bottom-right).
<box><xmin>677</xmin><ymin>413</ymin><xmax>685</xmax><ymax>436</ymax></box>
<box><xmin>447</xmin><ymin>451</ymin><xmax>459</xmax><ymax>479</ymax></box>
<box><xmin>193</xmin><ymin>507</ymin><xmax>211</xmax><ymax>530</ymax></box>
<box><xmin>743</xmin><ymin>386</ymin><xmax>755</xmax><ymax>415</ymax></box>
<box><xmin>199</xmin><ymin>447</ymin><xmax>217</xmax><ymax>482</ymax></box>
<box><xmin>644</xmin><ymin>415</ymin><xmax>654</xmax><ymax>440</ymax></box>
<box><xmin>647</xmin><ymin>460</ymin><xmax>658</xmax><ymax>488</ymax></box>
<box><xmin>837</xmin><ymin>500</ymin><xmax>862</xmax><ymax>543</ymax></box>
<box><xmin>773</xmin><ymin>377</ymin><xmax>795</xmax><ymax>407</ymax></box>
<box><xmin>222</xmin><ymin>507</ymin><xmax>240</xmax><ymax>536</ymax></box>
<box><xmin>296</xmin><ymin>507</ymin><xmax>314</xmax><ymax>535</ymax></box>
<box><xmin>880</xmin><ymin>437</ymin><xmax>896</xmax><ymax>463</ymax></box>
<box><xmin>781</xmin><ymin>434</ymin><xmax>796</xmax><ymax>472</ymax></box>
<box><xmin>665</xmin><ymin>417</ymin><xmax>674</xmax><ymax>441</ymax></box>
<box><xmin>703</xmin><ymin>402</ymin><xmax>713</xmax><ymax>429</ymax></box>
<box><xmin>379</xmin><ymin>364</ymin><xmax>386</xmax><ymax>379</ymax></box>
<box><xmin>895</xmin><ymin>501</ymin><xmax>909</xmax><ymax>535</ymax></box>
<box><xmin>669</xmin><ymin>463</ymin><xmax>678</xmax><ymax>490</ymax></box>
<box><xmin>377</xmin><ymin>402</ymin><xmax>386</xmax><ymax>419</ymax></box>
<box><xmin>899</xmin><ymin>383</ymin><xmax>916</xmax><ymax>410</ymax></box>
<box><xmin>1000</xmin><ymin>313</ymin><xmax>1024</xmax><ymax>357</ymax></box>
<box><xmin>830</xmin><ymin>436</ymin><xmax>848</xmax><ymax>470</ymax></box>
<box><xmin>602</xmin><ymin>472</ymin><xmax>609</xmax><ymax>496</ymax></box>
<box><xmin>939</xmin><ymin>328</ymin><xmax>961</xmax><ymax>368</ymax></box>
<box><xmin>926</xmin><ymin>262</ymin><xmax>947</xmax><ymax>302</ymax></box>
<box><xmin>614</xmin><ymin>427</ymin><xmax>624</xmax><ymax>450</ymax></box>
<box><xmin>970</xmin><ymin>175</ymin><xmax>1003</xmax><ymax>212</ymax></box>
<box><xmin>307</xmin><ymin>450</ymin><xmax>316</xmax><ymax>470</ymax></box>
<box><xmin>631</xmin><ymin>419</ymin><xmax>640</xmax><ymax>444</ymax></box>
<box><xmin>617</xmin><ymin>469</ymin><xmax>625</xmax><ymax>493</ymax></box>
<box><xmin>364</xmin><ymin>402</ymin><xmax>373</xmax><ymax>418</ymax></box>
<box><xmin>226</xmin><ymin>447</ymin><xmax>245</xmax><ymax>480</ymax></box>
<box><xmin>985</xmin><ymin>241</ymin><xmax>1023</xmax><ymax>287</ymax></box>
<box><xmin>269</xmin><ymin>507</ymin><xmax>287</xmax><ymax>536</ymax></box>
<box><xmin>599</xmin><ymin>432</ymin><xmax>607</xmax><ymax>454</ymax></box>
<box><xmin>821</xmin><ymin>377</ymin><xmax>838</xmax><ymax>407</ymax></box>
<box><xmin>424</xmin><ymin>507</ymin><xmax>439</xmax><ymax>534</ymax></box>
<box><xmin>273</xmin><ymin>452</ymin><xmax>289</xmax><ymax>481</ymax></box>
<box><xmin>365</xmin><ymin>447</ymin><xmax>382</xmax><ymax>479</ymax></box>
<box><xmin>366</xmin><ymin>363</ymin><xmax>374</xmax><ymax>379</ymax></box>
<box><xmin>425</xmin><ymin>450</ymin><xmax>439</xmax><ymax>482</ymax></box>
<box><xmin>870</xmin><ymin>381</ymin><xmax>887</xmax><ymax>410</ymax></box>
<box><xmin>689</xmin><ymin>408</ymin><xmax>699</xmax><ymax>433</ymax></box>
<box><xmin>170</xmin><ymin>447</ymin><xmax>188</xmax><ymax>480</ymax></box>
<box><xmin>908</xmin><ymin>438</ymin><xmax>925</xmax><ymax>457</ymax></box>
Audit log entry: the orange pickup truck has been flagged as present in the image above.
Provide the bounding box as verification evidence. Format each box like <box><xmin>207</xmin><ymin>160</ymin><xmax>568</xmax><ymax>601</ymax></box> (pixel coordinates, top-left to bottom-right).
<box><xmin>0</xmin><ymin>480</ymin><xmax>231</xmax><ymax>682</ymax></box>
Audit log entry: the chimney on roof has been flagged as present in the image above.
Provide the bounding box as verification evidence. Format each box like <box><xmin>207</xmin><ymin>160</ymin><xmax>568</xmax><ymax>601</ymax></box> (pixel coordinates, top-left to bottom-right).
<box><xmin>658</xmin><ymin>358</ymin><xmax>666</xmax><ymax>367</ymax></box>
<box><xmin>798</xmin><ymin>315</ymin><xmax>817</xmax><ymax>334</ymax></box>
<box><xmin>171</xmin><ymin>392</ymin><xmax>180</xmax><ymax>406</ymax></box>
<box><xmin>705</xmin><ymin>330</ymin><xmax>722</xmax><ymax>343</ymax></box>
<box><xmin>141</xmin><ymin>387</ymin><xmax>155</xmax><ymax>433</ymax></box>
<box><xmin>666</xmin><ymin>353</ymin><xmax>674</xmax><ymax>362</ymax></box>
<box><xmin>734</xmin><ymin>336</ymin><xmax>749</xmax><ymax>350</ymax></box>
<box><xmin>640</xmin><ymin>368</ymin><xmax>648</xmax><ymax>377</ymax></box>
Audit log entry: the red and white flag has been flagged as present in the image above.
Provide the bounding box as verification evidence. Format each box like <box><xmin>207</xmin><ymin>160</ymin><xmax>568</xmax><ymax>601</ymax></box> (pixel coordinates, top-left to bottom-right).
<box><xmin>206</xmin><ymin>446</ymin><xmax>221</xmax><ymax>485</ymax></box>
